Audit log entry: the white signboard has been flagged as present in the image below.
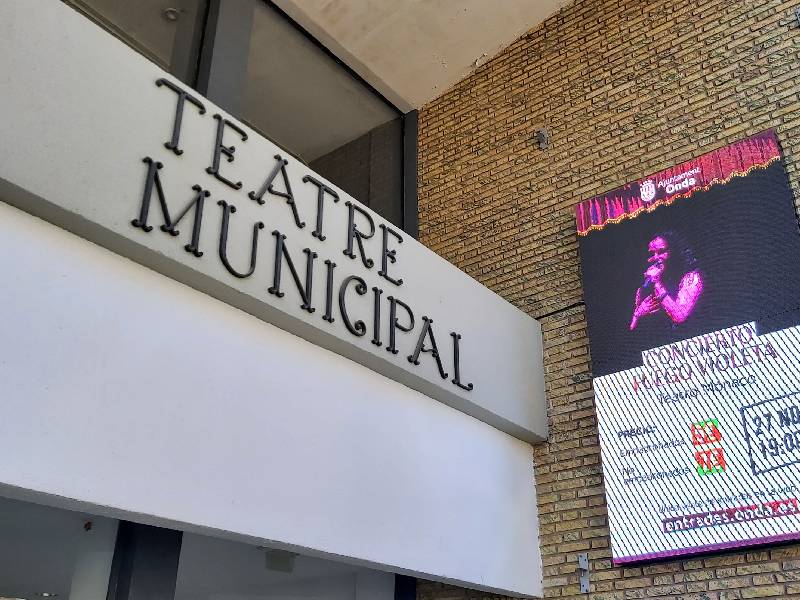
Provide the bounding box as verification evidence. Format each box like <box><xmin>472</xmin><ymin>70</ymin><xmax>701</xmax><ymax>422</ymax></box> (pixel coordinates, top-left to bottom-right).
<box><xmin>0</xmin><ymin>1</ymin><xmax>546</xmax><ymax>442</ymax></box>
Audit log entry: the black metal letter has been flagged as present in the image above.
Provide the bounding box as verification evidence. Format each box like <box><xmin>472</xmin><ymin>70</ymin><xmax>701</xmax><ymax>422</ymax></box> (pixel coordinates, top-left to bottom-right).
<box><xmin>323</xmin><ymin>260</ymin><xmax>336</xmax><ymax>323</ymax></box>
<box><xmin>249</xmin><ymin>155</ymin><xmax>305</xmax><ymax>230</ymax></box>
<box><xmin>302</xmin><ymin>175</ymin><xmax>340</xmax><ymax>241</ymax></box>
<box><xmin>343</xmin><ymin>201</ymin><xmax>375</xmax><ymax>269</ymax></box>
<box><xmin>378</xmin><ymin>224</ymin><xmax>403</xmax><ymax>286</ymax></box>
<box><xmin>371</xmin><ymin>287</ymin><xmax>383</xmax><ymax>347</ymax></box>
<box><xmin>217</xmin><ymin>200</ymin><xmax>264</xmax><ymax>278</ymax></box>
<box><xmin>207</xmin><ymin>114</ymin><xmax>247</xmax><ymax>190</ymax></box>
<box><xmin>267</xmin><ymin>231</ymin><xmax>317</xmax><ymax>313</ymax></box>
<box><xmin>131</xmin><ymin>157</ymin><xmax>165</xmax><ymax>232</ymax></box>
<box><xmin>386</xmin><ymin>296</ymin><xmax>414</xmax><ymax>355</ymax></box>
<box><xmin>408</xmin><ymin>317</ymin><xmax>448</xmax><ymax>379</ymax></box>
<box><xmin>132</xmin><ymin>157</ymin><xmax>209</xmax><ymax>257</ymax></box>
<box><xmin>339</xmin><ymin>275</ymin><xmax>368</xmax><ymax>337</ymax></box>
<box><xmin>450</xmin><ymin>332</ymin><xmax>474</xmax><ymax>391</ymax></box>
<box><xmin>155</xmin><ymin>78</ymin><xmax>206</xmax><ymax>156</ymax></box>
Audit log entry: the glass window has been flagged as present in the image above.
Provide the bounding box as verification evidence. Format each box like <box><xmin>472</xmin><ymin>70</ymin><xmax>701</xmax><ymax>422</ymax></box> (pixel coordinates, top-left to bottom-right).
<box><xmin>203</xmin><ymin>0</ymin><xmax>405</xmax><ymax>226</ymax></box>
<box><xmin>311</xmin><ymin>117</ymin><xmax>404</xmax><ymax>227</ymax></box>
<box><xmin>174</xmin><ymin>531</ymin><xmax>396</xmax><ymax>600</ymax></box>
<box><xmin>64</xmin><ymin>0</ymin><xmax>207</xmax><ymax>83</ymax></box>
<box><xmin>0</xmin><ymin>496</ymin><xmax>118</xmax><ymax>600</ymax></box>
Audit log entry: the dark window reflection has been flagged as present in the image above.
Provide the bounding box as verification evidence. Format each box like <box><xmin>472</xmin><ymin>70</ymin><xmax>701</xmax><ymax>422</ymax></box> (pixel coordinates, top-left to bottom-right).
<box><xmin>204</xmin><ymin>1</ymin><xmax>404</xmax><ymax>226</ymax></box>
<box><xmin>65</xmin><ymin>0</ymin><xmax>207</xmax><ymax>83</ymax></box>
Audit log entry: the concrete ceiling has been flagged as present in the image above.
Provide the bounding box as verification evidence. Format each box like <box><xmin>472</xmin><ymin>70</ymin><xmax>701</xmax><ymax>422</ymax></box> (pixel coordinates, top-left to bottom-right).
<box><xmin>273</xmin><ymin>0</ymin><xmax>572</xmax><ymax>112</ymax></box>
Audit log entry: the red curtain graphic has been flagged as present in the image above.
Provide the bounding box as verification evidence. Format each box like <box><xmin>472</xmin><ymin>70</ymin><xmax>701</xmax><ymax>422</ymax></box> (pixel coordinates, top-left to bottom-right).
<box><xmin>575</xmin><ymin>130</ymin><xmax>782</xmax><ymax>236</ymax></box>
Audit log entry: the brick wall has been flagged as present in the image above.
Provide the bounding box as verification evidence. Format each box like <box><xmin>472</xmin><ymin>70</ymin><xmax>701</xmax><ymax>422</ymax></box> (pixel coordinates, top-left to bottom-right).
<box><xmin>416</xmin><ymin>0</ymin><xmax>800</xmax><ymax>598</ymax></box>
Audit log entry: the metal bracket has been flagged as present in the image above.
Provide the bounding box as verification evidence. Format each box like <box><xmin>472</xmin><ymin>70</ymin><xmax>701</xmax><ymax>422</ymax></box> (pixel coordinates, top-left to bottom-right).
<box><xmin>534</xmin><ymin>128</ymin><xmax>550</xmax><ymax>150</ymax></box>
<box><xmin>577</xmin><ymin>552</ymin><xmax>590</xmax><ymax>593</ymax></box>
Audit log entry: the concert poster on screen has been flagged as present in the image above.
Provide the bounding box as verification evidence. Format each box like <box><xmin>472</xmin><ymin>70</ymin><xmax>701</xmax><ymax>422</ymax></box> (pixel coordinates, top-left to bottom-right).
<box><xmin>575</xmin><ymin>129</ymin><xmax>800</xmax><ymax>564</ymax></box>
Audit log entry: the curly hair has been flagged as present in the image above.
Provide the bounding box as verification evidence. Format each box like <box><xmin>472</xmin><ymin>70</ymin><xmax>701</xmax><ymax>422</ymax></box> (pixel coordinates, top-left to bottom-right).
<box><xmin>653</xmin><ymin>230</ymin><xmax>700</xmax><ymax>292</ymax></box>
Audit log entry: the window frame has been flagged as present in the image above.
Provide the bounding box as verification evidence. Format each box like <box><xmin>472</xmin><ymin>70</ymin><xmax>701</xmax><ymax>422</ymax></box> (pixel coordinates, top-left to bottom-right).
<box><xmin>196</xmin><ymin>0</ymin><xmax>418</xmax><ymax>236</ymax></box>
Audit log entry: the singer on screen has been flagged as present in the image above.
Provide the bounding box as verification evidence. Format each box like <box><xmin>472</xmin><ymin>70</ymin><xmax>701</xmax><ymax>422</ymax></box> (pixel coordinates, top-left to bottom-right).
<box><xmin>629</xmin><ymin>232</ymin><xmax>703</xmax><ymax>331</ymax></box>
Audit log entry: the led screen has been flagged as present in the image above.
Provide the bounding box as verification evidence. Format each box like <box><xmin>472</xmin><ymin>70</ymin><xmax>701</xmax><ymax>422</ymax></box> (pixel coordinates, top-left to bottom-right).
<box><xmin>576</xmin><ymin>130</ymin><xmax>800</xmax><ymax>564</ymax></box>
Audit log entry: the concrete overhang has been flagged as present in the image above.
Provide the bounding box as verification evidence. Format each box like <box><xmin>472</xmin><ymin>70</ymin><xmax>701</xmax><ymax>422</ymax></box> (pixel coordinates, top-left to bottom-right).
<box><xmin>272</xmin><ymin>0</ymin><xmax>572</xmax><ymax>111</ymax></box>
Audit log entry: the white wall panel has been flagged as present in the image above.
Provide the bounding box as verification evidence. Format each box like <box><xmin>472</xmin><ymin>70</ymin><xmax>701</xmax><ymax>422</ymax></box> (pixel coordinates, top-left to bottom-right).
<box><xmin>0</xmin><ymin>202</ymin><xmax>542</xmax><ymax>597</ymax></box>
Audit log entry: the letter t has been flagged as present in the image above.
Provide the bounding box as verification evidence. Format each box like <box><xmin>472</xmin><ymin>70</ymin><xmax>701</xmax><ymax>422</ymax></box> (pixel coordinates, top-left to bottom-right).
<box><xmin>156</xmin><ymin>78</ymin><xmax>206</xmax><ymax>156</ymax></box>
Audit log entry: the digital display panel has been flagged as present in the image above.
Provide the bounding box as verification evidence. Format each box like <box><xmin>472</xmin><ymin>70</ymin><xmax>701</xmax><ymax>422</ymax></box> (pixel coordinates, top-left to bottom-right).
<box><xmin>576</xmin><ymin>130</ymin><xmax>800</xmax><ymax>564</ymax></box>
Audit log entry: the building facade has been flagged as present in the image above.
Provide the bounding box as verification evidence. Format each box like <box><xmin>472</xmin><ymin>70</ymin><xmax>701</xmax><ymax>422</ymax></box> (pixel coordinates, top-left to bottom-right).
<box><xmin>0</xmin><ymin>1</ymin><xmax>551</xmax><ymax>599</ymax></box>
<box><xmin>417</xmin><ymin>0</ymin><xmax>800</xmax><ymax>598</ymax></box>
<box><xmin>3</xmin><ymin>0</ymin><xmax>800</xmax><ymax>599</ymax></box>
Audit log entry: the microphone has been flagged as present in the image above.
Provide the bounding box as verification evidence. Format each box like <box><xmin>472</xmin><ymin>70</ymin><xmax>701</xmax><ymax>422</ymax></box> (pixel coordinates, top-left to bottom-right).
<box><xmin>641</xmin><ymin>259</ymin><xmax>663</xmax><ymax>292</ymax></box>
